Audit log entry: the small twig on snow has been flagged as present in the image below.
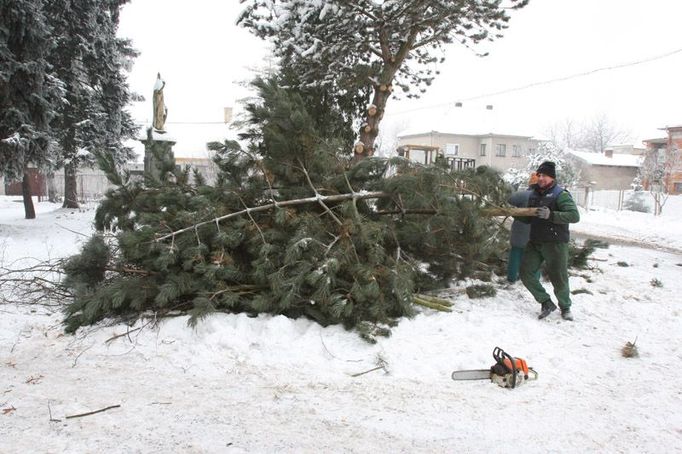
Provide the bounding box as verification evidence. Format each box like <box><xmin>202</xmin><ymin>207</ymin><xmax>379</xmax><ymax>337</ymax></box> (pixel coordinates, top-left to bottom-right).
<box><xmin>105</xmin><ymin>325</ymin><xmax>144</xmax><ymax>345</ymax></box>
<box><xmin>72</xmin><ymin>343</ymin><xmax>94</xmax><ymax>368</ymax></box>
<box><xmin>350</xmin><ymin>356</ymin><xmax>388</xmax><ymax>377</ymax></box>
<box><xmin>350</xmin><ymin>365</ymin><xmax>385</xmax><ymax>377</ymax></box>
<box><xmin>65</xmin><ymin>404</ymin><xmax>120</xmax><ymax>419</ymax></box>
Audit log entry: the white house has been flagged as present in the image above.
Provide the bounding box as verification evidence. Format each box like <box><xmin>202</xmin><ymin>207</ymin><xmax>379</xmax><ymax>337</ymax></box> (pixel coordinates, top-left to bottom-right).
<box><xmin>395</xmin><ymin>110</ymin><xmax>539</xmax><ymax>173</ymax></box>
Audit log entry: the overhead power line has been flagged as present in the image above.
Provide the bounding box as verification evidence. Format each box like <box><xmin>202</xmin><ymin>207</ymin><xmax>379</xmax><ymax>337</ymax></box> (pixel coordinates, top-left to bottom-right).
<box><xmin>387</xmin><ymin>47</ymin><xmax>682</xmax><ymax>116</ymax></box>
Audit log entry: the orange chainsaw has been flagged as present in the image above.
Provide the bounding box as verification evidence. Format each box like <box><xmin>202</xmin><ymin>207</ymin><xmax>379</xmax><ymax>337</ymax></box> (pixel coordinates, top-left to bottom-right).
<box><xmin>451</xmin><ymin>347</ymin><xmax>538</xmax><ymax>389</ymax></box>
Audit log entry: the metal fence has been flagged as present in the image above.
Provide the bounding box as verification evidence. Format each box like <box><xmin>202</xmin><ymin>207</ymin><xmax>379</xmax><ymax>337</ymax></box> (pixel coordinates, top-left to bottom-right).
<box><xmin>570</xmin><ymin>187</ymin><xmax>654</xmax><ymax>212</ymax></box>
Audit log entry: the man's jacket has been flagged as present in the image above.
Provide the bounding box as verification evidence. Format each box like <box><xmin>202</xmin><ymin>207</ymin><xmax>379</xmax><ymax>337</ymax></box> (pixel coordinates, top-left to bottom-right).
<box><xmin>518</xmin><ymin>183</ymin><xmax>580</xmax><ymax>243</ymax></box>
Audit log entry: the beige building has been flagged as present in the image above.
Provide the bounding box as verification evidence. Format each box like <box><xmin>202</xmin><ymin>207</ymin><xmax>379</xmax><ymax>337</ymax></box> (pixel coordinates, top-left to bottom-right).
<box><xmin>567</xmin><ymin>146</ymin><xmax>644</xmax><ymax>190</ymax></box>
<box><xmin>396</xmin><ymin>129</ymin><xmax>539</xmax><ymax>173</ymax></box>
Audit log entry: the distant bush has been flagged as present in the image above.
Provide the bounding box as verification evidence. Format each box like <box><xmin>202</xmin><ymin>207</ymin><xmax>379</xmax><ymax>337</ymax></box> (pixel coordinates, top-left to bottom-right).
<box><xmin>623</xmin><ymin>190</ymin><xmax>650</xmax><ymax>213</ymax></box>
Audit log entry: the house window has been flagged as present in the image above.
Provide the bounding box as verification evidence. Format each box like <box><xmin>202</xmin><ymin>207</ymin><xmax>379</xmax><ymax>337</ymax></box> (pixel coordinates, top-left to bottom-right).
<box><xmin>480</xmin><ymin>144</ymin><xmax>487</xmax><ymax>156</ymax></box>
<box><xmin>512</xmin><ymin>145</ymin><xmax>521</xmax><ymax>157</ymax></box>
<box><xmin>444</xmin><ymin>143</ymin><xmax>459</xmax><ymax>157</ymax></box>
<box><xmin>496</xmin><ymin>144</ymin><xmax>506</xmax><ymax>157</ymax></box>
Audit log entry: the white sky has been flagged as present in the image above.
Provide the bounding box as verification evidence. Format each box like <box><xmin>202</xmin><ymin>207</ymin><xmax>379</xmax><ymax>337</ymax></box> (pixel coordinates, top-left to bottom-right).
<box><xmin>118</xmin><ymin>0</ymin><xmax>682</xmax><ymax>159</ymax></box>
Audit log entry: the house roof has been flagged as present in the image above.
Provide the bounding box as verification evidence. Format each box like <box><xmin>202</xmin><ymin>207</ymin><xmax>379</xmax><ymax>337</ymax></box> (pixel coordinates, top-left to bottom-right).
<box><xmin>567</xmin><ymin>149</ymin><xmax>643</xmax><ymax>168</ymax></box>
<box><xmin>642</xmin><ymin>137</ymin><xmax>667</xmax><ymax>145</ymax></box>
<box><xmin>397</xmin><ymin>129</ymin><xmax>533</xmax><ymax>140</ymax></box>
<box><xmin>396</xmin><ymin>107</ymin><xmax>535</xmax><ymax>139</ymax></box>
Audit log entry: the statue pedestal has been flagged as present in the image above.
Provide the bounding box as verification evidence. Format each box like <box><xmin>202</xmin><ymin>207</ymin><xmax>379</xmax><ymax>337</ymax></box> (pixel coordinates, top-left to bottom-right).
<box><xmin>141</xmin><ymin>127</ymin><xmax>176</xmax><ymax>181</ymax></box>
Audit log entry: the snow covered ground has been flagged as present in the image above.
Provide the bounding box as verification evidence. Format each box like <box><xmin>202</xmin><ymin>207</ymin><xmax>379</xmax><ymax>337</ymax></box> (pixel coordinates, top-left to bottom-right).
<box><xmin>1</xmin><ymin>195</ymin><xmax>681</xmax><ymax>453</ymax></box>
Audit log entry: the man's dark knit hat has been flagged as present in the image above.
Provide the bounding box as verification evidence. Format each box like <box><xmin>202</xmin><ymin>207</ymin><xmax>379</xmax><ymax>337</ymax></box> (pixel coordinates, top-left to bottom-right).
<box><xmin>536</xmin><ymin>161</ymin><xmax>556</xmax><ymax>179</ymax></box>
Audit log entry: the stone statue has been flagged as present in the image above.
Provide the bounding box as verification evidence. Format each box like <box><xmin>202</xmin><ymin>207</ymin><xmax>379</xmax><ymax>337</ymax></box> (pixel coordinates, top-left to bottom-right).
<box><xmin>152</xmin><ymin>73</ymin><xmax>167</xmax><ymax>131</ymax></box>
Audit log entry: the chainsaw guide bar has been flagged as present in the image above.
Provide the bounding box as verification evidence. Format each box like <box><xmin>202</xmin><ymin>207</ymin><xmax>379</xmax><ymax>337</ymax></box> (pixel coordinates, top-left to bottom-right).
<box><xmin>450</xmin><ymin>347</ymin><xmax>539</xmax><ymax>388</ymax></box>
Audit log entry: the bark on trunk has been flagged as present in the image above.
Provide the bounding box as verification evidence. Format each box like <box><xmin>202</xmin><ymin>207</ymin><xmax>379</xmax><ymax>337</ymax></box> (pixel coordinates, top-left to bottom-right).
<box><xmin>63</xmin><ymin>162</ymin><xmax>79</xmax><ymax>208</ymax></box>
<box><xmin>22</xmin><ymin>172</ymin><xmax>36</xmax><ymax>219</ymax></box>
<box><xmin>355</xmin><ymin>72</ymin><xmax>396</xmax><ymax>162</ymax></box>
<box><xmin>357</xmin><ymin>87</ymin><xmax>390</xmax><ymax>159</ymax></box>
<box><xmin>354</xmin><ymin>29</ymin><xmax>414</xmax><ymax>162</ymax></box>
<box><xmin>47</xmin><ymin>172</ymin><xmax>58</xmax><ymax>203</ymax></box>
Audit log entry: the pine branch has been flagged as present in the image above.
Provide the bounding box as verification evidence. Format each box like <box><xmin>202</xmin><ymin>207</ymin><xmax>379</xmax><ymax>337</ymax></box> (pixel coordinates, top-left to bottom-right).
<box><xmin>297</xmin><ymin>159</ymin><xmax>343</xmax><ymax>226</ymax></box>
<box><xmin>413</xmin><ymin>295</ymin><xmax>452</xmax><ymax>312</ymax></box>
<box><xmin>414</xmin><ymin>293</ymin><xmax>453</xmax><ymax>307</ymax></box>
<box><xmin>481</xmin><ymin>207</ymin><xmax>536</xmax><ymax>217</ymax></box>
<box><xmin>154</xmin><ymin>191</ymin><xmax>389</xmax><ymax>242</ymax></box>
<box><xmin>376</xmin><ymin>208</ymin><xmax>438</xmax><ymax>215</ymax></box>
<box><xmin>239</xmin><ymin>196</ymin><xmax>266</xmax><ymax>243</ymax></box>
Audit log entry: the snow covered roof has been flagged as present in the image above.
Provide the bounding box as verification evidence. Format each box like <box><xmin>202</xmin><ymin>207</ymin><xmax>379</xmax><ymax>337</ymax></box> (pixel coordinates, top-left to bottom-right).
<box><xmin>567</xmin><ymin>149</ymin><xmax>643</xmax><ymax>167</ymax></box>
<box><xmin>396</xmin><ymin>106</ymin><xmax>535</xmax><ymax>139</ymax></box>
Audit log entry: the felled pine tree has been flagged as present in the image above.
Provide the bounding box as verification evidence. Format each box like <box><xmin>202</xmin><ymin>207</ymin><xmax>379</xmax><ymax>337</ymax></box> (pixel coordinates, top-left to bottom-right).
<box><xmin>62</xmin><ymin>78</ymin><xmax>509</xmax><ymax>336</ymax></box>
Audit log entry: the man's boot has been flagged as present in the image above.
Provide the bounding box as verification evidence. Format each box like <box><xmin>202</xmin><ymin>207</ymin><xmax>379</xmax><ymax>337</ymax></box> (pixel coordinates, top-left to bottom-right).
<box><xmin>561</xmin><ymin>308</ymin><xmax>574</xmax><ymax>321</ymax></box>
<box><xmin>538</xmin><ymin>300</ymin><xmax>557</xmax><ymax>319</ymax></box>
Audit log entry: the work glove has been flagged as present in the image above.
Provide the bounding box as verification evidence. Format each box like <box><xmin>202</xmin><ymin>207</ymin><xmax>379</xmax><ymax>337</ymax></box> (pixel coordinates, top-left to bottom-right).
<box><xmin>536</xmin><ymin>206</ymin><xmax>551</xmax><ymax>220</ymax></box>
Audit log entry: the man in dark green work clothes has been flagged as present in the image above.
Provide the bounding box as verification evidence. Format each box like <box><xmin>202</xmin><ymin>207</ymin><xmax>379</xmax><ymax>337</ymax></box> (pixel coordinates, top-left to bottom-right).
<box><xmin>517</xmin><ymin>161</ymin><xmax>580</xmax><ymax>321</ymax></box>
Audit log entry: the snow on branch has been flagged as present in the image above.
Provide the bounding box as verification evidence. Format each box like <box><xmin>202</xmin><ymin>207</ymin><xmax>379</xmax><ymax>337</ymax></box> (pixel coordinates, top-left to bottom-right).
<box><xmin>154</xmin><ymin>191</ymin><xmax>390</xmax><ymax>243</ymax></box>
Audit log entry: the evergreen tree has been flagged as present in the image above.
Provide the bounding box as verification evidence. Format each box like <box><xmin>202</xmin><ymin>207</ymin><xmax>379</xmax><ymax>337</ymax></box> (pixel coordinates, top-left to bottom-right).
<box><xmin>504</xmin><ymin>142</ymin><xmax>581</xmax><ymax>188</ymax></box>
<box><xmin>0</xmin><ymin>0</ymin><xmax>61</xmax><ymax>219</ymax></box>
<box><xmin>623</xmin><ymin>176</ymin><xmax>650</xmax><ymax>213</ymax></box>
<box><xmin>238</xmin><ymin>0</ymin><xmax>528</xmax><ymax>158</ymax></box>
<box><xmin>63</xmin><ymin>77</ymin><xmax>510</xmax><ymax>335</ymax></box>
<box><xmin>44</xmin><ymin>0</ymin><xmax>138</xmax><ymax>208</ymax></box>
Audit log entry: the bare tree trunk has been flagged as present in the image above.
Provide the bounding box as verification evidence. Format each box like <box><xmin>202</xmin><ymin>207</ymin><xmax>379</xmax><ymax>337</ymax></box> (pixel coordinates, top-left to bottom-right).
<box><xmin>355</xmin><ymin>63</ymin><xmax>399</xmax><ymax>161</ymax></box>
<box><xmin>63</xmin><ymin>162</ymin><xmax>79</xmax><ymax>208</ymax></box>
<box><xmin>357</xmin><ymin>88</ymin><xmax>390</xmax><ymax>160</ymax></box>
<box><xmin>22</xmin><ymin>172</ymin><xmax>36</xmax><ymax>219</ymax></box>
<box><xmin>354</xmin><ymin>28</ymin><xmax>416</xmax><ymax>162</ymax></box>
<box><xmin>47</xmin><ymin>171</ymin><xmax>58</xmax><ymax>203</ymax></box>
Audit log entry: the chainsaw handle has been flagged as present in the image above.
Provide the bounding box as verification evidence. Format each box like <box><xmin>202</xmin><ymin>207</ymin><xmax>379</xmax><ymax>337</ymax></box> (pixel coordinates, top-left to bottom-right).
<box><xmin>493</xmin><ymin>347</ymin><xmax>529</xmax><ymax>388</ymax></box>
<box><xmin>492</xmin><ymin>347</ymin><xmax>506</xmax><ymax>364</ymax></box>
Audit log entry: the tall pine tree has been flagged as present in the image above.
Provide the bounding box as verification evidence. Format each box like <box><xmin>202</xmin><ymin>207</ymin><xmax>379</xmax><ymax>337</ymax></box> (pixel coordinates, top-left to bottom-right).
<box><xmin>0</xmin><ymin>0</ymin><xmax>61</xmax><ymax>219</ymax></box>
<box><xmin>239</xmin><ymin>0</ymin><xmax>529</xmax><ymax>159</ymax></box>
<box><xmin>44</xmin><ymin>0</ymin><xmax>138</xmax><ymax>208</ymax></box>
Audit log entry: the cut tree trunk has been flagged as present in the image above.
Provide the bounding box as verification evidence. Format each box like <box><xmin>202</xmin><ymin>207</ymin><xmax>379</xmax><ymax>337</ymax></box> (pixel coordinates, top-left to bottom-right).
<box><xmin>63</xmin><ymin>162</ymin><xmax>79</xmax><ymax>208</ymax></box>
<box><xmin>22</xmin><ymin>172</ymin><xmax>36</xmax><ymax>219</ymax></box>
<box><xmin>482</xmin><ymin>207</ymin><xmax>537</xmax><ymax>217</ymax></box>
<box><xmin>354</xmin><ymin>57</ymin><xmax>401</xmax><ymax>161</ymax></box>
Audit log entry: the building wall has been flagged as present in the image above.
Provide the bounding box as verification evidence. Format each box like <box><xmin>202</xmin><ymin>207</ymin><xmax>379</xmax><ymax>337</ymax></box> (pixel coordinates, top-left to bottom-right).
<box><xmin>578</xmin><ymin>163</ymin><xmax>638</xmax><ymax>190</ymax></box>
<box><xmin>4</xmin><ymin>168</ymin><xmax>46</xmax><ymax>197</ymax></box>
<box><xmin>397</xmin><ymin>132</ymin><xmax>536</xmax><ymax>173</ymax></box>
<box><xmin>477</xmin><ymin>136</ymin><xmax>533</xmax><ymax>170</ymax></box>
